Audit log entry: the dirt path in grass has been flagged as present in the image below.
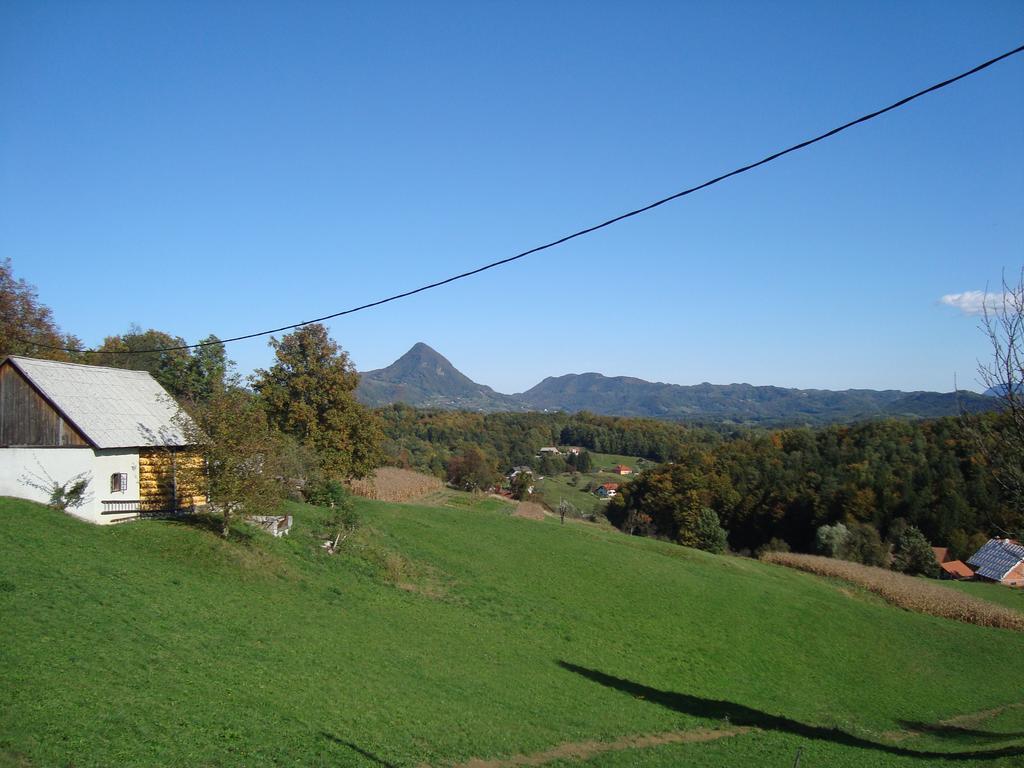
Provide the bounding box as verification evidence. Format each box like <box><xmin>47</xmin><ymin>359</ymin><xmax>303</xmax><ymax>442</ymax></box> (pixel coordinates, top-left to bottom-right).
<box><xmin>939</xmin><ymin>702</ymin><xmax>1024</xmax><ymax>728</ymax></box>
<box><xmin>447</xmin><ymin>726</ymin><xmax>751</xmax><ymax>768</ymax></box>
<box><xmin>512</xmin><ymin>502</ymin><xmax>547</xmax><ymax>521</ymax></box>
<box><xmin>884</xmin><ymin>701</ymin><xmax>1024</xmax><ymax>742</ymax></box>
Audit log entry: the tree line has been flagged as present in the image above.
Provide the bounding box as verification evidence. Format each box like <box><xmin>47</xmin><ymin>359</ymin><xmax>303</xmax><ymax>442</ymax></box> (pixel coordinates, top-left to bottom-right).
<box><xmin>378</xmin><ymin>404</ymin><xmax>1018</xmax><ymax>562</ymax></box>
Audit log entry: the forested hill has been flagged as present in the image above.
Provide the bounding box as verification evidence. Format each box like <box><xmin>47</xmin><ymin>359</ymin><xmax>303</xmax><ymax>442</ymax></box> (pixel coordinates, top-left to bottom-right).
<box><xmin>519</xmin><ymin>373</ymin><xmax>993</xmax><ymax>424</ymax></box>
<box><xmin>358</xmin><ymin>344</ymin><xmax>994</xmax><ymax>426</ymax></box>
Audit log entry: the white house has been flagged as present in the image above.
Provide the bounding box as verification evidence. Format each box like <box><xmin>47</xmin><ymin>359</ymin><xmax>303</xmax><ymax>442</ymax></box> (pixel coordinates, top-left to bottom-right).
<box><xmin>0</xmin><ymin>356</ymin><xmax>204</xmax><ymax>524</ymax></box>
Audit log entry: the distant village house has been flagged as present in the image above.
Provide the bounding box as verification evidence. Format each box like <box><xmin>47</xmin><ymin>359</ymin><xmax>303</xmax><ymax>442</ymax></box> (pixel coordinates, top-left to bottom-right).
<box><xmin>595</xmin><ymin>482</ymin><xmax>619</xmax><ymax>499</ymax></box>
<box><xmin>612</xmin><ymin>464</ymin><xmax>632</xmax><ymax>475</ymax></box>
<box><xmin>0</xmin><ymin>356</ymin><xmax>205</xmax><ymax>525</ymax></box>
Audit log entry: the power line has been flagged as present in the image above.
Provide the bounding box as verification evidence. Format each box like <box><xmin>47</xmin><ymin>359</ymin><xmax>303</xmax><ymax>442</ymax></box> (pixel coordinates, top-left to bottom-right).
<box><xmin>17</xmin><ymin>42</ymin><xmax>1024</xmax><ymax>356</ymax></box>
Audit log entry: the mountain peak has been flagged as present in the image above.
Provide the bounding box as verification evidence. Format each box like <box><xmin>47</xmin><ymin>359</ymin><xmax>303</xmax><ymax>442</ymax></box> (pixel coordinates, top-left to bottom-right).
<box><xmin>387</xmin><ymin>342</ymin><xmax>460</xmax><ymax>379</ymax></box>
<box><xmin>401</xmin><ymin>341</ymin><xmax>446</xmax><ymax>362</ymax></box>
<box><xmin>357</xmin><ymin>343</ymin><xmax>524</xmax><ymax>411</ymax></box>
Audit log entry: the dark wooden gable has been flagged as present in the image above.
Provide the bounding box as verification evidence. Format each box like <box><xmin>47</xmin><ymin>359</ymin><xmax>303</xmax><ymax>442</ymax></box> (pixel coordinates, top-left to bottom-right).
<box><xmin>0</xmin><ymin>360</ymin><xmax>91</xmax><ymax>447</ymax></box>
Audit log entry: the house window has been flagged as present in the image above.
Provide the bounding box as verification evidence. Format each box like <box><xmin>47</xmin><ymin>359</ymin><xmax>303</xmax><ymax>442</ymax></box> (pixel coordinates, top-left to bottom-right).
<box><xmin>110</xmin><ymin>472</ymin><xmax>128</xmax><ymax>493</ymax></box>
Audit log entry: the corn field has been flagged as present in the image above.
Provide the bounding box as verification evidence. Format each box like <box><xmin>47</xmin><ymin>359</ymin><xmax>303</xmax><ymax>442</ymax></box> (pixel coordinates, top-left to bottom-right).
<box><xmin>349</xmin><ymin>467</ymin><xmax>443</xmax><ymax>503</ymax></box>
<box><xmin>761</xmin><ymin>552</ymin><xmax>1024</xmax><ymax>632</ymax></box>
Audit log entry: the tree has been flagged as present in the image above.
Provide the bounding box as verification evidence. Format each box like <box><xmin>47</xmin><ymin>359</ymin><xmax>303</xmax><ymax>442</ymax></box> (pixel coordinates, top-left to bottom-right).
<box><xmin>94</xmin><ymin>326</ymin><xmax>192</xmax><ymax>399</ymax></box>
<box><xmin>181</xmin><ymin>336</ymin><xmax>229</xmax><ymax>405</ymax></box>
<box><xmin>509</xmin><ymin>471</ymin><xmax>533</xmax><ymax>500</ymax></box>
<box><xmin>539</xmin><ymin>453</ymin><xmax>567</xmax><ymax>476</ymax></box>
<box><xmin>566</xmin><ymin>450</ymin><xmax>592</xmax><ymax>473</ymax></box>
<box><xmin>839</xmin><ymin>522</ymin><xmax>888</xmax><ymax>567</ymax></box>
<box><xmin>446</xmin><ymin>446</ymin><xmax>497</xmax><ymax>491</ymax></box>
<box><xmin>0</xmin><ymin>258</ymin><xmax>82</xmax><ymax>360</ymax></box>
<box><xmin>816</xmin><ymin>522</ymin><xmax>849</xmax><ymax>557</ymax></box>
<box><xmin>891</xmin><ymin>525</ymin><xmax>938</xmax><ymax>577</ymax></box>
<box><xmin>176</xmin><ymin>381</ymin><xmax>285</xmax><ymax>537</ymax></box>
<box><xmin>694</xmin><ymin>507</ymin><xmax>728</xmax><ymax>554</ymax></box>
<box><xmin>253</xmin><ymin>324</ymin><xmax>383</xmax><ymax>478</ymax></box>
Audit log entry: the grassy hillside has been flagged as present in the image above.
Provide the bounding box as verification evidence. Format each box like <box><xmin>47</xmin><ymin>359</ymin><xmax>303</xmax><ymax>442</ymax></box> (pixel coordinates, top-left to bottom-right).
<box><xmin>1</xmin><ymin>496</ymin><xmax>1022</xmax><ymax>767</ymax></box>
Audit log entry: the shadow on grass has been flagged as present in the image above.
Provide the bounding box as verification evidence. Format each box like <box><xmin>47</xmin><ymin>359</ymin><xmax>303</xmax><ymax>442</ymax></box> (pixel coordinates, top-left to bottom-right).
<box><xmin>896</xmin><ymin>720</ymin><xmax>1024</xmax><ymax>743</ymax></box>
<box><xmin>558</xmin><ymin>661</ymin><xmax>1024</xmax><ymax>761</ymax></box>
<box><xmin>320</xmin><ymin>732</ymin><xmax>397</xmax><ymax>767</ymax></box>
<box><xmin>162</xmin><ymin>511</ymin><xmax>256</xmax><ymax>542</ymax></box>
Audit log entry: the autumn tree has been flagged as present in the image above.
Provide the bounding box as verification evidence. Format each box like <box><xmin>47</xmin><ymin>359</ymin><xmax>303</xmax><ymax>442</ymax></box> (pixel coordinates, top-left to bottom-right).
<box><xmin>446</xmin><ymin>446</ymin><xmax>498</xmax><ymax>491</ymax></box>
<box><xmin>253</xmin><ymin>324</ymin><xmax>382</xmax><ymax>479</ymax></box>
<box><xmin>0</xmin><ymin>258</ymin><xmax>82</xmax><ymax>360</ymax></box>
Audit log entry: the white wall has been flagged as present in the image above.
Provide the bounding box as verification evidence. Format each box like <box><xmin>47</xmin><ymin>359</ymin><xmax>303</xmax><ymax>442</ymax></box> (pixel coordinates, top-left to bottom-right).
<box><xmin>0</xmin><ymin>447</ymin><xmax>140</xmax><ymax>525</ymax></box>
<box><xmin>94</xmin><ymin>448</ymin><xmax>141</xmax><ymax>498</ymax></box>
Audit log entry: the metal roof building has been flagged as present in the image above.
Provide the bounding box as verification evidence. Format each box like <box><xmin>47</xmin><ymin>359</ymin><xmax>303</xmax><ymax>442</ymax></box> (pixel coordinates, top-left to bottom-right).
<box><xmin>1</xmin><ymin>356</ymin><xmax>189</xmax><ymax>448</ymax></box>
<box><xmin>967</xmin><ymin>538</ymin><xmax>1024</xmax><ymax>586</ymax></box>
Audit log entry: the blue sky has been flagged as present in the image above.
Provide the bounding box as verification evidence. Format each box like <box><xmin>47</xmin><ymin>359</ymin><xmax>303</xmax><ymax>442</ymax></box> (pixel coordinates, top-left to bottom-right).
<box><xmin>1</xmin><ymin>1</ymin><xmax>1021</xmax><ymax>394</ymax></box>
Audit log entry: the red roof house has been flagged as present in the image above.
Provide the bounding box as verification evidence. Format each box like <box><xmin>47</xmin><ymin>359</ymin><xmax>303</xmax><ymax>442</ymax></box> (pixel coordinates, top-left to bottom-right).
<box><xmin>939</xmin><ymin>560</ymin><xmax>974</xmax><ymax>580</ymax></box>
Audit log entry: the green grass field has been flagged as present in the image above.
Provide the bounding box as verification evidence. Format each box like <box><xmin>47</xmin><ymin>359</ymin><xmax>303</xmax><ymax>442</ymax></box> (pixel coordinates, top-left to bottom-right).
<box><xmin>2</xmin><ymin>495</ymin><xmax>1023</xmax><ymax>767</ymax></box>
<box><xmin>584</xmin><ymin>452</ymin><xmax>655</xmax><ymax>473</ymax></box>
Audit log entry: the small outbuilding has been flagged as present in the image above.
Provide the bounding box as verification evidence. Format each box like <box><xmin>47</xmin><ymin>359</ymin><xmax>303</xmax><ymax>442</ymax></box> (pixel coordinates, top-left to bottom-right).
<box><xmin>0</xmin><ymin>356</ymin><xmax>205</xmax><ymax>524</ymax></box>
<box><xmin>938</xmin><ymin>560</ymin><xmax>974</xmax><ymax>580</ymax></box>
<box><xmin>966</xmin><ymin>538</ymin><xmax>1024</xmax><ymax>587</ymax></box>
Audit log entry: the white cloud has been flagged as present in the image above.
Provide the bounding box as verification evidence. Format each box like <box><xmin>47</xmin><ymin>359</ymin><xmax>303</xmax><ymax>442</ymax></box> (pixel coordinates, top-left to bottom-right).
<box><xmin>939</xmin><ymin>290</ymin><xmax>1007</xmax><ymax>316</ymax></box>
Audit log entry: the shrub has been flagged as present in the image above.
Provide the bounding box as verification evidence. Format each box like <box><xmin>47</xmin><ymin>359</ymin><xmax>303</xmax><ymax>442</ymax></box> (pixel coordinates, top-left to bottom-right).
<box><xmin>19</xmin><ymin>469</ymin><xmax>91</xmax><ymax>512</ymax></box>
<box><xmin>305</xmin><ymin>479</ymin><xmax>350</xmax><ymax>508</ymax></box>
<box><xmin>756</xmin><ymin>537</ymin><xmax>791</xmax><ymax>558</ymax></box>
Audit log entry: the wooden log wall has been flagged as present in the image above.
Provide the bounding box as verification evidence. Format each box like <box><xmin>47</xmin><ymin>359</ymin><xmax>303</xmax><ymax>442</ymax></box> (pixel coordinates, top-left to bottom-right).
<box><xmin>138</xmin><ymin>449</ymin><xmax>207</xmax><ymax>510</ymax></box>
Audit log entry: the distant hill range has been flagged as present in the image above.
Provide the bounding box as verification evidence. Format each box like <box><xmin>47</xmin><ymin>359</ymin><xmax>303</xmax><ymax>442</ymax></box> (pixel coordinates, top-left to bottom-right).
<box><xmin>356</xmin><ymin>343</ymin><xmax>997</xmax><ymax>425</ymax></box>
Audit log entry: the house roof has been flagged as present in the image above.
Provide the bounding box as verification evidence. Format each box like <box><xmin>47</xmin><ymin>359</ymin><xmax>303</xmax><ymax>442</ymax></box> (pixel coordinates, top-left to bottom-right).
<box><xmin>940</xmin><ymin>560</ymin><xmax>974</xmax><ymax>579</ymax></box>
<box><xmin>600</xmin><ymin>482</ymin><xmax>620</xmax><ymax>490</ymax></box>
<box><xmin>4</xmin><ymin>356</ymin><xmax>192</xmax><ymax>449</ymax></box>
<box><xmin>932</xmin><ymin>547</ymin><xmax>950</xmax><ymax>565</ymax></box>
<box><xmin>966</xmin><ymin>538</ymin><xmax>1024</xmax><ymax>582</ymax></box>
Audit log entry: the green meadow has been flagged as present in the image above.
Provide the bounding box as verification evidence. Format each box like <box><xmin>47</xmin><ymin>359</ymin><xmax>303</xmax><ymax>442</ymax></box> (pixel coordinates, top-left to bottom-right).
<box><xmin>1</xmin><ymin>495</ymin><xmax>1022</xmax><ymax>767</ymax></box>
